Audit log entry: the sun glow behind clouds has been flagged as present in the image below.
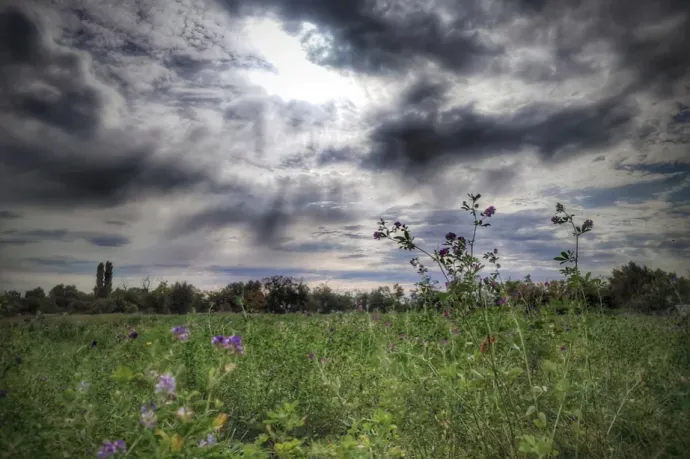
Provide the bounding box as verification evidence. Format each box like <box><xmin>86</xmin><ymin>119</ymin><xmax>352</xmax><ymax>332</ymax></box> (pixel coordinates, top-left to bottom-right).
<box><xmin>242</xmin><ymin>18</ymin><xmax>370</xmax><ymax>107</ymax></box>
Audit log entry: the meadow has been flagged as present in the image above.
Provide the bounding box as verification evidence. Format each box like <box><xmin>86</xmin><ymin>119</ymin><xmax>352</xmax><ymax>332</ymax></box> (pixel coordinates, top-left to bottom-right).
<box><xmin>1</xmin><ymin>307</ymin><xmax>689</xmax><ymax>459</ymax></box>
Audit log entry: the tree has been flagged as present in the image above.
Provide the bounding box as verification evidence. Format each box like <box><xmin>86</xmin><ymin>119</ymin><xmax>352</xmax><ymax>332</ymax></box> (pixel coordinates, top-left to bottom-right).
<box><xmin>104</xmin><ymin>261</ymin><xmax>113</xmax><ymax>298</ymax></box>
<box><xmin>94</xmin><ymin>262</ymin><xmax>105</xmax><ymax>298</ymax></box>
<box><xmin>168</xmin><ymin>281</ymin><xmax>196</xmax><ymax>314</ymax></box>
<box><xmin>262</xmin><ymin>275</ymin><xmax>309</xmax><ymax>313</ymax></box>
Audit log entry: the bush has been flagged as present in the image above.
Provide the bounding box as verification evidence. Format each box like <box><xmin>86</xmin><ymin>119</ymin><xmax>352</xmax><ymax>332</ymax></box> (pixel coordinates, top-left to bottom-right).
<box><xmin>607</xmin><ymin>261</ymin><xmax>686</xmax><ymax>313</ymax></box>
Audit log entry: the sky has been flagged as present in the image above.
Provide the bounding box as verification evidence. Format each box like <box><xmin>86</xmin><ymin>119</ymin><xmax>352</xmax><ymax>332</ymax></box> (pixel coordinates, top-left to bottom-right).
<box><xmin>0</xmin><ymin>0</ymin><xmax>689</xmax><ymax>295</ymax></box>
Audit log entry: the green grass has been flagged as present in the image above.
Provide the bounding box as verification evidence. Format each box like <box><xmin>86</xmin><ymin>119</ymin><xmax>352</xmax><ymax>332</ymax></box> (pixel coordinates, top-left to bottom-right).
<box><xmin>1</xmin><ymin>307</ymin><xmax>689</xmax><ymax>458</ymax></box>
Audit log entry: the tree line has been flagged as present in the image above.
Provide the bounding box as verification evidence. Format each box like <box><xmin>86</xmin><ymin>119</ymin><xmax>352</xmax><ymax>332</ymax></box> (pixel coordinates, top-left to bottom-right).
<box><xmin>0</xmin><ymin>260</ymin><xmax>688</xmax><ymax>317</ymax></box>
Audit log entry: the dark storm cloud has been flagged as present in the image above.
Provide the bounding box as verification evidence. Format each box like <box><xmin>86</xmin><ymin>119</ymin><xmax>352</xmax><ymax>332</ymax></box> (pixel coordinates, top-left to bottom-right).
<box><xmin>0</xmin><ymin>210</ymin><xmax>22</xmax><ymax>220</ymax></box>
<box><xmin>220</xmin><ymin>0</ymin><xmax>501</xmax><ymax>76</ymax></box>
<box><xmin>170</xmin><ymin>175</ymin><xmax>358</xmax><ymax>244</ymax></box>
<box><xmin>0</xmin><ymin>229</ymin><xmax>131</xmax><ymax>247</ymax></box>
<box><xmin>362</xmin><ymin>91</ymin><xmax>636</xmax><ymax>177</ymax></box>
<box><xmin>0</xmin><ymin>6</ymin><xmax>250</xmax><ymax>209</ymax></box>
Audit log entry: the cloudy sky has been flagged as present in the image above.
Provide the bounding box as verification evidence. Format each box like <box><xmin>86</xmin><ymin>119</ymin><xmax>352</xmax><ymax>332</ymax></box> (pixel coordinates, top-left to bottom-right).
<box><xmin>0</xmin><ymin>0</ymin><xmax>688</xmax><ymax>295</ymax></box>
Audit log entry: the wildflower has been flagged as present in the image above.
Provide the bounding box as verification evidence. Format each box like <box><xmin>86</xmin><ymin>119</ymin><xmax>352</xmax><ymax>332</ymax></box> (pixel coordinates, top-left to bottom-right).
<box><xmin>373</xmin><ymin>231</ymin><xmax>385</xmax><ymax>240</ymax></box>
<box><xmin>560</xmin><ymin>345</ymin><xmax>567</xmax><ymax>352</ymax></box>
<box><xmin>212</xmin><ymin>335</ymin><xmax>244</xmax><ymax>355</ymax></box>
<box><xmin>128</xmin><ymin>329</ymin><xmax>138</xmax><ymax>339</ymax></box>
<box><xmin>171</xmin><ymin>326</ymin><xmax>190</xmax><ymax>342</ymax></box>
<box><xmin>212</xmin><ymin>413</ymin><xmax>228</xmax><ymax>430</ymax></box>
<box><xmin>493</xmin><ymin>247</ymin><xmax>498</xmax><ymax>254</ymax></box>
<box><xmin>171</xmin><ymin>435</ymin><xmax>184</xmax><ymax>451</ymax></box>
<box><xmin>96</xmin><ymin>440</ymin><xmax>126</xmax><ymax>457</ymax></box>
<box><xmin>308</xmin><ymin>352</ymin><xmax>314</xmax><ymax>360</ymax></box>
<box><xmin>146</xmin><ymin>341</ymin><xmax>152</xmax><ymax>346</ymax></box>
<box><xmin>445</xmin><ymin>232</ymin><xmax>456</xmax><ymax>241</ymax></box>
<box><xmin>439</xmin><ymin>248</ymin><xmax>450</xmax><ymax>257</ymax></box>
<box><xmin>394</xmin><ymin>221</ymin><xmax>401</xmax><ymax>228</ymax></box>
<box><xmin>40</xmin><ymin>376</ymin><xmax>47</xmax><ymax>383</ymax></box>
<box><xmin>78</xmin><ymin>381</ymin><xmax>90</xmax><ymax>393</ymax></box>
<box><xmin>443</xmin><ymin>310</ymin><xmax>450</xmax><ymax>318</ymax></box>
<box><xmin>140</xmin><ymin>404</ymin><xmax>157</xmax><ymax>428</ymax></box>
<box><xmin>551</xmin><ymin>216</ymin><xmax>559</xmax><ymax>224</ymax></box>
<box><xmin>155</xmin><ymin>373</ymin><xmax>176</xmax><ymax>395</ymax></box>
<box><xmin>90</xmin><ymin>340</ymin><xmax>97</xmax><ymax>348</ymax></box>
<box><xmin>451</xmin><ymin>328</ymin><xmax>460</xmax><ymax>336</ymax></box>
<box><xmin>199</xmin><ymin>434</ymin><xmax>217</xmax><ymax>447</ymax></box>
<box><xmin>384</xmin><ymin>320</ymin><xmax>392</xmax><ymax>327</ymax></box>
<box><xmin>495</xmin><ymin>297</ymin><xmax>507</xmax><ymax>306</ymax></box>
<box><xmin>480</xmin><ymin>335</ymin><xmax>496</xmax><ymax>353</ymax></box>
<box><xmin>582</xmin><ymin>219</ymin><xmax>594</xmax><ymax>231</ymax></box>
<box><xmin>483</xmin><ymin>206</ymin><xmax>496</xmax><ymax>217</ymax></box>
<box><xmin>176</xmin><ymin>406</ymin><xmax>193</xmax><ymax>421</ymax></box>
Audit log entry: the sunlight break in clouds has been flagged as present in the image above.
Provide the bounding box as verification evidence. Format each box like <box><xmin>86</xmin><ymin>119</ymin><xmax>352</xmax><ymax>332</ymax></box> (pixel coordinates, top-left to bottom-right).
<box><xmin>243</xmin><ymin>18</ymin><xmax>370</xmax><ymax>107</ymax></box>
<box><xmin>0</xmin><ymin>0</ymin><xmax>688</xmax><ymax>294</ymax></box>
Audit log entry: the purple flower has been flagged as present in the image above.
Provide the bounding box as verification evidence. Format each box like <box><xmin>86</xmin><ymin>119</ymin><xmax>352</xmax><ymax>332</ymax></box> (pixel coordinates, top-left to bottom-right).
<box><xmin>551</xmin><ymin>216</ymin><xmax>559</xmax><ymax>224</ymax></box>
<box><xmin>445</xmin><ymin>232</ymin><xmax>457</xmax><ymax>241</ymax></box>
<box><xmin>212</xmin><ymin>335</ymin><xmax>244</xmax><ymax>355</ymax></box>
<box><xmin>90</xmin><ymin>340</ymin><xmax>97</xmax><ymax>348</ymax></box>
<box><xmin>493</xmin><ymin>248</ymin><xmax>498</xmax><ymax>254</ymax></box>
<box><xmin>483</xmin><ymin>206</ymin><xmax>496</xmax><ymax>217</ymax></box>
<box><xmin>439</xmin><ymin>248</ymin><xmax>450</xmax><ymax>257</ymax></box>
<box><xmin>97</xmin><ymin>440</ymin><xmax>126</xmax><ymax>457</ymax></box>
<box><xmin>394</xmin><ymin>221</ymin><xmax>401</xmax><ymax>228</ymax></box>
<box><xmin>495</xmin><ymin>297</ymin><xmax>507</xmax><ymax>306</ymax></box>
<box><xmin>308</xmin><ymin>352</ymin><xmax>314</xmax><ymax>360</ymax></box>
<box><xmin>560</xmin><ymin>345</ymin><xmax>567</xmax><ymax>352</ymax></box>
<box><xmin>199</xmin><ymin>434</ymin><xmax>217</xmax><ymax>447</ymax></box>
<box><xmin>140</xmin><ymin>403</ymin><xmax>157</xmax><ymax>428</ymax></box>
<box><xmin>451</xmin><ymin>328</ymin><xmax>461</xmax><ymax>336</ymax></box>
<box><xmin>171</xmin><ymin>326</ymin><xmax>190</xmax><ymax>342</ymax></box>
<box><xmin>373</xmin><ymin>231</ymin><xmax>385</xmax><ymax>240</ymax></box>
<box><xmin>155</xmin><ymin>373</ymin><xmax>176</xmax><ymax>395</ymax></box>
<box><xmin>128</xmin><ymin>329</ymin><xmax>138</xmax><ymax>339</ymax></box>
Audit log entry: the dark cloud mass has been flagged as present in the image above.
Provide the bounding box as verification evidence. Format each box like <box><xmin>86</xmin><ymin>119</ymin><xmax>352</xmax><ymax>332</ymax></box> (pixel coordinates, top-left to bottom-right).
<box><xmin>0</xmin><ymin>0</ymin><xmax>689</xmax><ymax>292</ymax></box>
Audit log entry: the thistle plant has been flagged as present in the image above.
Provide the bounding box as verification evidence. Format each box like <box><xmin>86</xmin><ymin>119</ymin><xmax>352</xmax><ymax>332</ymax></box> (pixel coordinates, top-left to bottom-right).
<box><xmin>374</xmin><ymin>193</ymin><xmax>502</xmax><ymax>311</ymax></box>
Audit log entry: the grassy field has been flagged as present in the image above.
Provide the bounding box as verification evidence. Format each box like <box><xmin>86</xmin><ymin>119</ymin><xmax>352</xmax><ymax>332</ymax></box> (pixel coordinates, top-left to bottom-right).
<box><xmin>1</xmin><ymin>307</ymin><xmax>689</xmax><ymax>458</ymax></box>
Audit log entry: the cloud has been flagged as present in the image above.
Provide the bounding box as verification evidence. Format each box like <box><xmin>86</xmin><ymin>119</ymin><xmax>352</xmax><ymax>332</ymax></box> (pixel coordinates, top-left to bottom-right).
<box><xmin>1</xmin><ymin>0</ymin><xmax>689</xmax><ymax>294</ymax></box>
<box><xmin>0</xmin><ymin>229</ymin><xmax>131</xmax><ymax>247</ymax></box>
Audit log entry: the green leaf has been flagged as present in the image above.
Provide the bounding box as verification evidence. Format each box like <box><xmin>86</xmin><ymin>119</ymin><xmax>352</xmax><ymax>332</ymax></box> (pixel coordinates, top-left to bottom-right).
<box><xmin>111</xmin><ymin>366</ymin><xmax>134</xmax><ymax>383</ymax></box>
<box><xmin>542</xmin><ymin>360</ymin><xmax>559</xmax><ymax>373</ymax></box>
<box><xmin>525</xmin><ymin>405</ymin><xmax>537</xmax><ymax>417</ymax></box>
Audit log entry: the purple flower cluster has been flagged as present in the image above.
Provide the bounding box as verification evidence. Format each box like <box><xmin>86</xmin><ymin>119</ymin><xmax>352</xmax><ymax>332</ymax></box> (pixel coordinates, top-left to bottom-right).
<box><xmin>171</xmin><ymin>326</ymin><xmax>190</xmax><ymax>342</ymax></box>
<box><xmin>155</xmin><ymin>373</ymin><xmax>176</xmax><ymax>395</ymax></box>
<box><xmin>97</xmin><ymin>440</ymin><xmax>126</xmax><ymax>458</ymax></box>
<box><xmin>198</xmin><ymin>434</ymin><xmax>217</xmax><ymax>448</ymax></box>
<box><xmin>211</xmin><ymin>335</ymin><xmax>244</xmax><ymax>355</ymax></box>
<box><xmin>140</xmin><ymin>403</ymin><xmax>157</xmax><ymax>428</ymax></box>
